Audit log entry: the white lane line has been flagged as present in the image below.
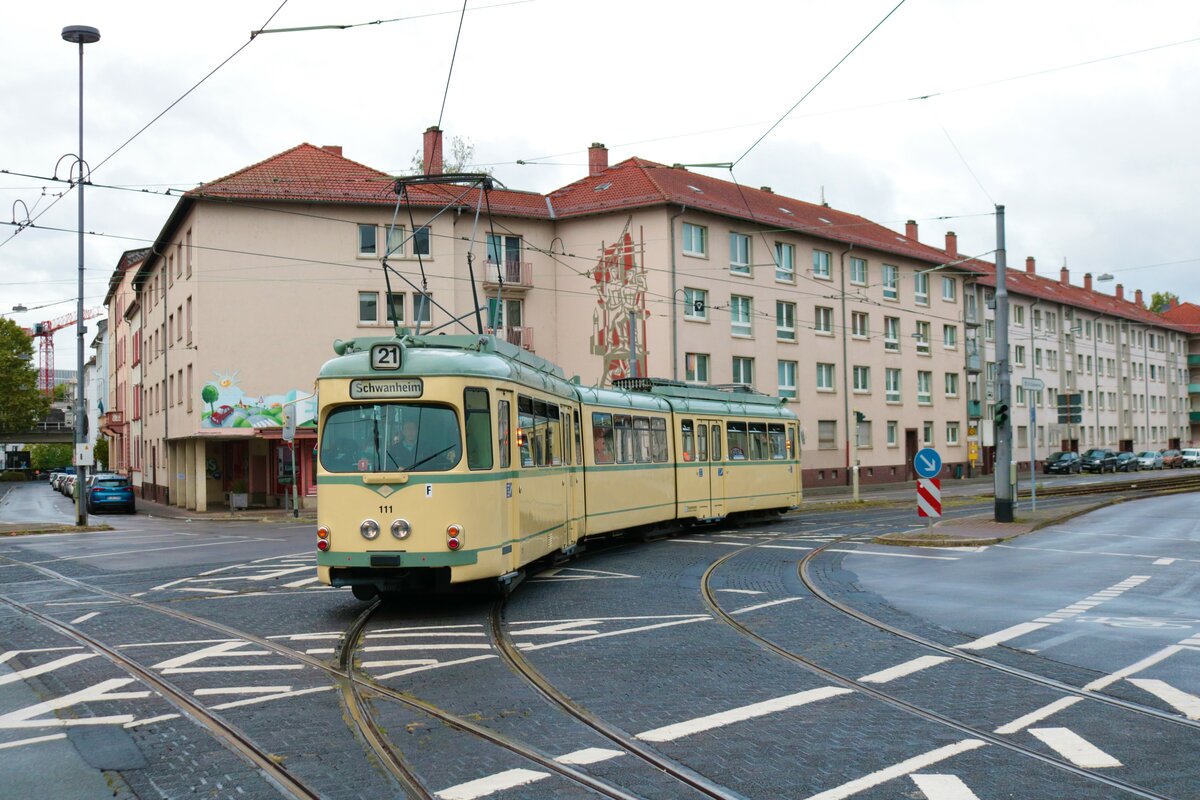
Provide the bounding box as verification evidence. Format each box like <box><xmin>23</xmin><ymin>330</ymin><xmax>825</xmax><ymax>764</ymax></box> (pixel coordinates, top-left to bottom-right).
<box><xmin>374</xmin><ymin>654</ymin><xmax>498</xmax><ymax>679</ymax></box>
<box><xmin>0</xmin><ymin>678</ymin><xmax>150</xmax><ymax>728</ymax></box>
<box><xmin>152</xmin><ymin>640</ymin><xmax>269</xmax><ymax>669</ymax></box>
<box><xmin>909</xmin><ymin>773</ymin><xmax>981</xmax><ymax>800</ymax></box>
<box><xmin>859</xmin><ymin>656</ymin><xmax>952</xmax><ymax>685</ymax></box>
<box><xmin>362</xmin><ymin>644</ymin><xmax>492</xmax><ymax>652</ymax></box>
<box><xmin>554</xmin><ymin>747</ymin><xmax>623</xmax><ymax>765</ymax></box>
<box><xmin>0</xmin><ymin>647</ymin><xmax>84</xmax><ymax>664</ymax></box>
<box><xmin>0</xmin><ymin>653</ymin><xmax>96</xmax><ymax>687</ymax></box>
<box><xmin>717</xmin><ymin>589</ymin><xmax>764</xmax><ymax>595</ymax></box>
<box><xmin>282</xmin><ymin>576</ymin><xmax>320</xmax><ymax>588</ymax></box>
<box><xmin>956</xmin><ymin>622</ymin><xmax>1048</xmax><ymax>651</ymax></box>
<box><xmin>0</xmin><ymin>733</ymin><xmax>67</xmax><ymax>750</ymax></box>
<box><xmin>830</xmin><ymin>549</ymin><xmax>958</xmax><ymax>561</ymax></box>
<box><xmin>120</xmin><ymin>638</ymin><xmax>237</xmax><ymax>650</ymax></box>
<box><xmin>1153</xmin><ymin>558</ymin><xmax>1177</xmax><ymax>565</ymax></box>
<box><xmin>435</xmin><ymin>768</ymin><xmax>549</xmax><ymax>800</ymax></box>
<box><xmin>360</xmin><ymin>660</ymin><xmax>438</xmax><ymax>669</ymax></box>
<box><xmin>1082</xmin><ymin>645</ymin><xmax>1183</xmax><ymax>691</ymax></box>
<box><xmin>41</xmin><ymin>600</ymin><xmax>124</xmax><ymax>608</ymax></box>
<box><xmin>193</xmin><ymin>686</ymin><xmax>293</xmax><ymax>696</ymax></box>
<box><xmin>636</xmin><ymin>687</ymin><xmax>852</xmax><ymax>742</ymax></box>
<box><xmin>518</xmin><ymin>616</ymin><xmax>709</xmax><ymax>653</ymax></box>
<box><xmin>731</xmin><ymin>598</ymin><xmax>802</xmax><ymax>615</ymax></box>
<box><xmin>207</xmin><ymin>685</ymin><xmax>333</xmax><ymax>710</ymax></box>
<box><xmin>994</xmin><ymin>697</ymin><xmax>1083</xmax><ymax>734</ymax></box>
<box><xmin>1027</xmin><ymin>727</ymin><xmax>1121</xmax><ymax>768</ymax></box>
<box><xmin>760</xmin><ymin>544</ymin><xmax>815</xmax><ymax>551</ymax></box>
<box><xmin>1127</xmin><ymin>679</ymin><xmax>1200</xmax><ymax>719</ymax></box>
<box><xmin>366</xmin><ymin>630</ymin><xmax>487</xmax><ymax>639</ymax></box>
<box><xmin>123</xmin><ymin>714</ymin><xmax>181</xmax><ymax>728</ymax></box>
<box><xmin>69</xmin><ymin>612</ymin><xmax>99</xmax><ymax>624</ymax></box>
<box><xmin>162</xmin><ymin>665</ymin><xmax>305</xmax><ymax>674</ymax></box>
<box><xmin>805</xmin><ymin>739</ymin><xmax>987</xmax><ymax>800</ymax></box>
<box><xmin>176</xmin><ymin>587</ymin><xmax>238</xmax><ymax>595</ymax></box>
<box><xmin>31</xmin><ymin>538</ymin><xmax>275</xmax><ymax>564</ymax></box>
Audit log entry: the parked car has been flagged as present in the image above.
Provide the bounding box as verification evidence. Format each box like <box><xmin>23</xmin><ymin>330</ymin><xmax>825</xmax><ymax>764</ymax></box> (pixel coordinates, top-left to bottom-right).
<box><xmin>1081</xmin><ymin>448</ymin><xmax>1118</xmax><ymax>473</ymax></box>
<box><xmin>1160</xmin><ymin>449</ymin><xmax>1183</xmax><ymax>469</ymax></box>
<box><xmin>1136</xmin><ymin>451</ymin><xmax>1164</xmax><ymax>470</ymax></box>
<box><xmin>1181</xmin><ymin>448</ymin><xmax>1200</xmax><ymax>468</ymax></box>
<box><xmin>62</xmin><ymin>474</ymin><xmax>76</xmax><ymax>497</ymax></box>
<box><xmin>1115</xmin><ymin>452</ymin><xmax>1141</xmax><ymax>472</ymax></box>
<box><xmin>1043</xmin><ymin>451</ymin><xmax>1082</xmax><ymax>474</ymax></box>
<box><xmin>86</xmin><ymin>474</ymin><xmax>136</xmax><ymax>514</ymax></box>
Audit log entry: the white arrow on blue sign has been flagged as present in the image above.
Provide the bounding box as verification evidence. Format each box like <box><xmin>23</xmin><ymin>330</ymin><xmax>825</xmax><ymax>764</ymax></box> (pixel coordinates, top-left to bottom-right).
<box><xmin>914</xmin><ymin>447</ymin><xmax>942</xmax><ymax>478</ymax></box>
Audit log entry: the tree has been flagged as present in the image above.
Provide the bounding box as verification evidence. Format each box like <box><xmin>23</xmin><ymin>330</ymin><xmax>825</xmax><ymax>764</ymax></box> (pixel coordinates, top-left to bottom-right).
<box><xmin>408</xmin><ymin>136</ymin><xmax>492</xmax><ymax>176</ymax></box>
<box><xmin>1150</xmin><ymin>291</ymin><xmax>1179</xmax><ymax>314</ymax></box>
<box><xmin>52</xmin><ymin>383</ymin><xmax>71</xmax><ymax>402</ymax></box>
<box><xmin>0</xmin><ymin>318</ymin><xmax>50</xmax><ymax>434</ymax></box>
<box><xmin>202</xmin><ymin>384</ymin><xmax>219</xmax><ymax>414</ymax></box>
<box><xmin>31</xmin><ymin>443</ymin><xmax>71</xmax><ymax>470</ymax></box>
<box><xmin>94</xmin><ymin>439</ymin><xmax>109</xmax><ymax>472</ymax></box>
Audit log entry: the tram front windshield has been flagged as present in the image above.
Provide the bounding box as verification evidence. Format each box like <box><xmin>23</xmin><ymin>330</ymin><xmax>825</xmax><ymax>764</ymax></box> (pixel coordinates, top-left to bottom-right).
<box><xmin>321</xmin><ymin>403</ymin><xmax>460</xmax><ymax>473</ymax></box>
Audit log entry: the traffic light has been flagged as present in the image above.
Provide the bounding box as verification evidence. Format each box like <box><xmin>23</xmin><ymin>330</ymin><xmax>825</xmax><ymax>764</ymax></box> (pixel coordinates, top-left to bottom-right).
<box><xmin>994</xmin><ymin>402</ymin><xmax>1010</xmax><ymax>429</ymax></box>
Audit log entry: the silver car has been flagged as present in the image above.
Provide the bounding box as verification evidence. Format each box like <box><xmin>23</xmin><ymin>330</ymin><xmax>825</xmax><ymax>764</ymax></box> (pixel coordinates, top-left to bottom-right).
<box><xmin>1182</xmin><ymin>448</ymin><xmax>1200</xmax><ymax>468</ymax></box>
<box><xmin>1136</xmin><ymin>451</ymin><xmax>1163</xmax><ymax>470</ymax></box>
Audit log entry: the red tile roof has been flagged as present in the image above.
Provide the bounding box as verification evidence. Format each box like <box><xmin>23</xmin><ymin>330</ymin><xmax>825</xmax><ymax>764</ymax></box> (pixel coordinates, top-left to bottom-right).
<box><xmin>1162</xmin><ymin>301</ymin><xmax>1200</xmax><ymax>333</ymax></box>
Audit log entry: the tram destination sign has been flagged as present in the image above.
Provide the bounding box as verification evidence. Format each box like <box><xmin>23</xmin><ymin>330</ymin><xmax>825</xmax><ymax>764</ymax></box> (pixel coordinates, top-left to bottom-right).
<box><xmin>350</xmin><ymin>378</ymin><xmax>424</xmax><ymax>400</ymax></box>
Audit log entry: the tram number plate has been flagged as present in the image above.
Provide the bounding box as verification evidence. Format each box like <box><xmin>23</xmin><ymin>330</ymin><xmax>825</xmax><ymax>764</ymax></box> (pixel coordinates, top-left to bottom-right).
<box><xmin>371</xmin><ymin>343</ymin><xmax>402</xmax><ymax>370</ymax></box>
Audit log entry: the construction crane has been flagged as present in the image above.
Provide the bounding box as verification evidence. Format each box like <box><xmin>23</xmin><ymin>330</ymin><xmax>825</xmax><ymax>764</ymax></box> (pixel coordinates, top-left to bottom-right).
<box><xmin>26</xmin><ymin>307</ymin><xmax>105</xmax><ymax>397</ymax></box>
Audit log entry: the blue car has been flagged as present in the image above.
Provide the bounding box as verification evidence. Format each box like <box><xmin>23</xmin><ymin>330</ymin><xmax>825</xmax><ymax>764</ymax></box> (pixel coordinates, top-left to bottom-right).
<box><xmin>86</xmin><ymin>474</ymin><xmax>136</xmax><ymax>514</ymax></box>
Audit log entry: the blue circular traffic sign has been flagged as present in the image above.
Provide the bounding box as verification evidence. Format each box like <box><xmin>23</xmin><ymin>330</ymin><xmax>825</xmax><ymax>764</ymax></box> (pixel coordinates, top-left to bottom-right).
<box><xmin>914</xmin><ymin>447</ymin><xmax>942</xmax><ymax>478</ymax></box>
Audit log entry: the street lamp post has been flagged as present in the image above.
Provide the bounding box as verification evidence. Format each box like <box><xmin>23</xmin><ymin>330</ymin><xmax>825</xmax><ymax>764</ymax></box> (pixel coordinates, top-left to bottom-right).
<box><xmin>63</xmin><ymin>24</ymin><xmax>100</xmax><ymax>527</ymax></box>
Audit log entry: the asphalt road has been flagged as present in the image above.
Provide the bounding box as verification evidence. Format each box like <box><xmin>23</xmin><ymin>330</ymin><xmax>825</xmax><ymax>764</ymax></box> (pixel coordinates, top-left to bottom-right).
<box><xmin>0</xmin><ymin>481</ymin><xmax>1195</xmax><ymax>800</ymax></box>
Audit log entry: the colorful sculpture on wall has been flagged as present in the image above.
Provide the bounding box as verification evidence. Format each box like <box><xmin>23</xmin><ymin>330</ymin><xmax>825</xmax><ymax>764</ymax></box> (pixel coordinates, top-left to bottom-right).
<box><xmin>589</xmin><ymin>219</ymin><xmax>648</xmax><ymax>386</ymax></box>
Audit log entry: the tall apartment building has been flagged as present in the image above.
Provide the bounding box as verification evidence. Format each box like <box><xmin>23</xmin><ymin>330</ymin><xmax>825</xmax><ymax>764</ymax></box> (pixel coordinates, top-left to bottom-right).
<box><xmin>106</xmin><ymin>129</ymin><xmax>1192</xmax><ymax>510</ymax></box>
<box><xmin>102</xmin><ymin>248</ymin><xmax>149</xmax><ymax>492</ymax></box>
<box><xmin>1162</xmin><ymin>300</ymin><xmax>1200</xmax><ymax>443</ymax></box>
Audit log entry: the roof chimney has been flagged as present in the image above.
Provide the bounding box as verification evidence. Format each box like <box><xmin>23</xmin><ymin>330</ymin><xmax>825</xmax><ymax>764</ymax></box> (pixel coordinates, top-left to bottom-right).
<box><xmin>423</xmin><ymin>126</ymin><xmax>443</xmax><ymax>175</ymax></box>
<box><xmin>905</xmin><ymin>219</ymin><xmax>918</xmax><ymax>241</ymax></box>
<box><xmin>1115</xmin><ymin>283</ymin><xmax>1124</xmax><ymax>301</ymax></box>
<box><xmin>588</xmin><ymin>142</ymin><xmax>608</xmax><ymax>177</ymax></box>
<box><xmin>944</xmin><ymin>231</ymin><xmax>957</xmax><ymax>258</ymax></box>
<box><xmin>1025</xmin><ymin>256</ymin><xmax>1036</xmax><ymax>274</ymax></box>
<box><xmin>1060</xmin><ymin>265</ymin><xmax>1070</xmax><ymax>286</ymax></box>
<box><xmin>1135</xmin><ymin>288</ymin><xmax>1144</xmax><ymax>307</ymax></box>
<box><xmin>320</xmin><ymin>145</ymin><xmax>342</xmax><ymax>157</ymax></box>
<box><xmin>1084</xmin><ymin>272</ymin><xmax>1092</xmax><ymax>291</ymax></box>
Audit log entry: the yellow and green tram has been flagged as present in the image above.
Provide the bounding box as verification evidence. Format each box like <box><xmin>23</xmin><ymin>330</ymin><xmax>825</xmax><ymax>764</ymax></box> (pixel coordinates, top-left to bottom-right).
<box><xmin>314</xmin><ymin>334</ymin><xmax>801</xmax><ymax>598</ymax></box>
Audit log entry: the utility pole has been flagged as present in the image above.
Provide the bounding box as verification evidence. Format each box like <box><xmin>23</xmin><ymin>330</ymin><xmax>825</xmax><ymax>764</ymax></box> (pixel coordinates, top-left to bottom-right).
<box><xmin>994</xmin><ymin>205</ymin><xmax>1014</xmax><ymax>522</ymax></box>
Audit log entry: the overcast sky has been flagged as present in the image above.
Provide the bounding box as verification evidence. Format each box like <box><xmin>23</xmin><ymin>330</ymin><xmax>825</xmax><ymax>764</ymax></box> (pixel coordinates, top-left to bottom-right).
<box><xmin>3</xmin><ymin>0</ymin><xmax>1197</xmax><ymax>369</ymax></box>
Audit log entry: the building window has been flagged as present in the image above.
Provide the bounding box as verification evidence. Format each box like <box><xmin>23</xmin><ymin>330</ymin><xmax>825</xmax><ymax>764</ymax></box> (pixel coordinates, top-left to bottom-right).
<box><xmin>856</xmin><ymin>419</ymin><xmax>872</xmax><ymax>449</ymax></box>
<box><xmin>851</xmin><ymin>311</ymin><xmax>869</xmax><ymax>338</ymax></box>
<box><xmin>776</xmin><ymin>301</ymin><xmax>795</xmax><ymax>341</ymax></box>
<box><xmin>186</xmin><ymin>229</ymin><xmax>193</xmax><ymax>277</ymax></box>
<box><xmin>186</xmin><ymin>297</ymin><xmax>192</xmax><ymax>344</ymax></box>
<box><xmin>487</xmin><ymin>297</ymin><xmax>523</xmax><ymax>331</ymax></box>
<box><xmin>923</xmin><ymin>420</ymin><xmax>934</xmax><ymax>445</ymax></box>
<box><xmin>1014</xmin><ymin>304</ymin><xmax>1025</xmax><ymax>326</ymax></box>
<box><xmin>985</xmin><ymin>319</ymin><xmax>995</xmax><ymax>340</ymax></box>
<box><xmin>818</xmin><ymin>420</ymin><xmax>837</xmax><ymax>450</ymax></box>
<box><xmin>774</xmin><ymin>242</ymin><xmax>794</xmax><ymax>282</ymax></box>
<box><xmin>813</xmin><ymin>249</ymin><xmax>832</xmax><ymax>279</ymax></box>
<box><xmin>683</xmin><ymin>223</ymin><xmax>707</xmax><ymax>256</ymax></box>
<box><xmin>729</xmin><ymin>233</ymin><xmax>751</xmax><ymax>274</ymax></box>
<box><xmin>946</xmin><ymin>421</ymin><xmax>960</xmax><ymax>445</ymax></box>
<box><xmin>814</xmin><ymin>306</ymin><xmax>833</xmax><ymax>335</ymax></box>
<box><xmin>881</xmin><ymin>368</ymin><xmax>900</xmax><ymax>403</ymax></box>
<box><xmin>778</xmin><ymin>360</ymin><xmax>797</xmax><ymax>398</ymax></box>
<box><xmin>357</xmin><ymin>224</ymin><xmax>377</xmax><ymax>257</ymax></box>
<box><xmin>685</xmin><ymin>353</ymin><xmax>709</xmax><ymax>383</ymax></box>
<box><xmin>914</xmin><ymin>272</ymin><xmax>929</xmax><ymax>305</ymax></box>
<box><xmin>816</xmin><ymin>362</ymin><xmax>835</xmax><ymax>391</ymax></box>
<box><xmin>942</xmin><ymin>276</ymin><xmax>956</xmax><ymax>301</ymax></box>
<box><xmin>384</xmin><ymin>225</ymin><xmax>408</xmax><ymax>257</ymax></box>
<box><xmin>882</xmin><ymin>264</ymin><xmax>898</xmax><ymax>300</ymax></box>
<box><xmin>1014</xmin><ymin>345</ymin><xmax>1026</xmax><ymax>367</ymax></box>
<box><xmin>942</xmin><ymin>324</ymin><xmax>956</xmax><ymax>349</ymax></box>
<box><xmin>887</xmin><ymin>420</ymin><xmax>898</xmax><ymax>447</ymax></box>
<box><xmin>884</xmin><ymin>317</ymin><xmax>900</xmax><ymax>352</ymax></box>
<box><xmin>684</xmin><ymin>287</ymin><xmax>708</xmax><ymax>321</ymax></box>
<box><xmin>730</xmin><ymin>295</ymin><xmax>753</xmax><ymax>337</ymax></box>
<box><xmin>849</xmin><ymin>256</ymin><xmax>867</xmax><ymax>286</ymax></box>
<box><xmin>917</xmin><ymin>370</ymin><xmax>932</xmax><ymax>404</ymax></box>
<box><xmin>412</xmin><ymin>226</ymin><xmax>431</xmax><ymax>256</ymax></box>
<box><xmin>413</xmin><ymin>293</ymin><xmax>432</xmax><ymax>325</ymax></box>
<box><xmin>853</xmin><ymin>365</ymin><xmax>870</xmax><ymax>392</ymax></box>
<box><xmin>945</xmin><ymin>372</ymin><xmax>959</xmax><ymax>397</ymax></box>
<box><xmin>186</xmin><ymin>365</ymin><xmax>193</xmax><ymax>413</ymax></box>
<box><xmin>732</xmin><ymin>356</ymin><xmax>754</xmax><ymax>386</ymax></box>
<box><xmin>385</xmin><ymin>293</ymin><xmax>404</xmax><ymax>323</ymax></box>
<box><xmin>916</xmin><ymin>321</ymin><xmax>931</xmax><ymax>354</ymax></box>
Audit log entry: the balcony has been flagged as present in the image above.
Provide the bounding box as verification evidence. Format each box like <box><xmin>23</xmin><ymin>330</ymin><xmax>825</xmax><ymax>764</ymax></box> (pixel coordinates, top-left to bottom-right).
<box><xmin>1189</xmin><ymin>383</ymin><xmax>1200</xmax><ymax>395</ymax></box>
<box><xmin>965</xmin><ymin>341</ymin><xmax>982</xmax><ymax>373</ymax></box>
<box><xmin>967</xmin><ymin>399</ymin><xmax>982</xmax><ymax>419</ymax></box>
<box><xmin>1188</xmin><ymin>354</ymin><xmax>1200</xmax><ymax>367</ymax></box>
<box><xmin>481</xmin><ymin>259</ymin><xmax>533</xmax><ymax>290</ymax></box>
<box><xmin>486</xmin><ymin>326</ymin><xmax>534</xmax><ymax>351</ymax></box>
<box><xmin>1191</xmin><ymin>411</ymin><xmax>1200</xmax><ymax>424</ymax></box>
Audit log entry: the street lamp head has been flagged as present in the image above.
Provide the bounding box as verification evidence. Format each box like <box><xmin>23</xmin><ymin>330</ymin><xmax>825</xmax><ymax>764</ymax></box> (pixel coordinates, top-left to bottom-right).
<box><xmin>12</xmin><ymin>303</ymin><xmax>27</xmax><ymax>312</ymax></box>
<box><xmin>1096</xmin><ymin>273</ymin><xmax>1114</xmax><ymax>282</ymax></box>
<box><xmin>61</xmin><ymin>25</ymin><xmax>100</xmax><ymax>45</ymax></box>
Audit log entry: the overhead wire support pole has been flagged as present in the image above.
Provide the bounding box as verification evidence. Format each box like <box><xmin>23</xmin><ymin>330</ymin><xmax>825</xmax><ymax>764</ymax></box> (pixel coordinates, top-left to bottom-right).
<box><xmin>993</xmin><ymin>204</ymin><xmax>1014</xmax><ymax>522</ymax></box>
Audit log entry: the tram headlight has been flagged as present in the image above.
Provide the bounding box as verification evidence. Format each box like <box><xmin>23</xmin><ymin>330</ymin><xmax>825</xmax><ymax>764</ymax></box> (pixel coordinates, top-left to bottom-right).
<box><xmin>391</xmin><ymin>519</ymin><xmax>411</xmax><ymax>539</ymax></box>
<box><xmin>360</xmin><ymin>519</ymin><xmax>381</xmax><ymax>540</ymax></box>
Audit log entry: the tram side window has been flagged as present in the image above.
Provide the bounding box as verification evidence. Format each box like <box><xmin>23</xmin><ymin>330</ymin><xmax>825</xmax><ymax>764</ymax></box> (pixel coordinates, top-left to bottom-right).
<box><xmin>787</xmin><ymin>424</ymin><xmax>797</xmax><ymax>459</ymax></box>
<box><xmin>749</xmin><ymin>422</ymin><xmax>769</xmax><ymax>461</ymax></box>
<box><xmin>727</xmin><ymin>422</ymin><xmax>748</xmax><ymax>460</ymax></box>
<box><xmin>633</xmin><ymin>417</ymin><xmax>651</xmax><ymax>463</ymax></box>
<box><xmin>680</xmin><ymin>419</ymin><xmax>697</xmax><ymax>462</ymax></box>
<box><xmin>650</xmin><ymin>418</ymin><xmax>668</xmax><ymax>462</ymax></box>
<box><xmin>562</xmin><ymin>407</ymin><xmax>572</xmax><ymax>466</ymax></box>
<box><xmin>574</xmin><ymin>410</ymin><xmax>583</xmax><ymax>465</ymax></box>
<box><xmin>498</xmin><ymin>400</ymin><xmax>511</xmax><ymax>469</ymax></box>
<box><xmin>768</xmin><ymin>423</ymin><xmax>787</xmax><ymax>460</ymax></box>
<box><xmin>546</xmin><ymin>403</ymin><xmax>562</xmax><ymax>466</ymax></box>
<box><xmin>518</xmin><ymin>396</ymin><xmax>535</xmax><ymax>467</ymax></box>
<box><xmin>592</xmin><ymin>412</ymin><xmax>615</xmax><ymax>464</ymax></box>
<box><xmin>614</xmin><ymin>414</ymin><xmax>635</xmax><ymax>464</ymax></box>
<box><xmin>698</xmin><ymin>424</ymin><xmax>709</xmax><ymax>462</ymax></box>
<box><xmin>463</xmin><ymin>389</ymin><xmax>494</xmax><ymax>470</ymax></box>
<box><xmin>711</xmin><ymin>424</ymin><xmax>722</xmax><ymax>462</ymax></box>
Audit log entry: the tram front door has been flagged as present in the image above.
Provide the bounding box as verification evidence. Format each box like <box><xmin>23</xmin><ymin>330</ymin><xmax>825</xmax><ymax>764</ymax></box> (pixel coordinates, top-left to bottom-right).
<box><xmin>701</xmin><ymin>419</ymin><xmax>727</xmax><ymax>518</ymax></box>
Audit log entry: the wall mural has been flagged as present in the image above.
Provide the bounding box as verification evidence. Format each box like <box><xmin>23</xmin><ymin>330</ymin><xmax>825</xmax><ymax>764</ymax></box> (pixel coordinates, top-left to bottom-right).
<box><xmin>200</xmin><ymin>370</ymin><xmax>316</xmax><ymax>430</ymax></box>
<box><xmin>589</xmin><ymin>219</ymin><xmax>649</xmax><ymax>386</ymax></box>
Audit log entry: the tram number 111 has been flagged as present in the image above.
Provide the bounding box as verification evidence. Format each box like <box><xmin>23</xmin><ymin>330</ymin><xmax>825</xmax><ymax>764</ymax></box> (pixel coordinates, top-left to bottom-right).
<box><xmin>379</xmin><ymin>505</ymin><xmax>393</xmax><ymax>514</ymax></box>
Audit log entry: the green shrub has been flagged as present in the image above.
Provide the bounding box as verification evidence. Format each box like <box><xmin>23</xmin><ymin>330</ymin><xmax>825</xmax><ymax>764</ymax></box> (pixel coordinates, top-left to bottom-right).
<box><xmin>1</xmin><ymin>471</ymin><xmax>28</xmax><ymax>482</ymax></box>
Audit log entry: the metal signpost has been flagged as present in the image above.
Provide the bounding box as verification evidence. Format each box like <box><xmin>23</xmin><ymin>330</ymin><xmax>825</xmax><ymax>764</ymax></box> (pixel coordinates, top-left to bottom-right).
<box><xmin>914</xmin><ymin>447</ymin><xmax>942</xmax><ymax>532</ymax></box>
<box><xmin>282</xmin><ymin>405</ymin><xmax>298</xmax><ymax>518</ymax></box>
<box><xmin>1022</xmin><ymin>377</ymin><xmax>1044</xmax><ymax>509</ymax></box>
<box><xmin>1057</xmin><ymin>392</ymin><xmax>1083</xmax><ymax>450</ymax></box>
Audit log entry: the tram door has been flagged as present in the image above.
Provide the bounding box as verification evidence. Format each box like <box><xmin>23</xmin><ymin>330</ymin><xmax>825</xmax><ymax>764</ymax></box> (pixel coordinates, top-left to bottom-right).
<box><xmin>702</xmin><ymin>419</ymin><xmax>727</xmax><ymax>517</ymax></box>
<box><xmin>497</xmin><ymin>391</ymin><xmax>519</xmax><ymax>574</ymax></box>
<box><xmin>562</xmin><ymin>405</ymin><xmax>583</xmax><ymax>546</ymax></box>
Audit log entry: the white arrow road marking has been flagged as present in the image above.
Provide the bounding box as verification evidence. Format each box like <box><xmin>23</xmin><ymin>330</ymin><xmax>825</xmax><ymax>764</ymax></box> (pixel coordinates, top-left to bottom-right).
<box><xmin>859</xmin><ymin>656</ymin><xmax>952</xmax><ymax>684</ymax></box>
<box><xmin>0</xmin><ymin>678</ymin><xmax>150</xmax><ymax>728</ymax></box>
<box><xmin>1028</xmin><ymin>727</ymin><xmax>1121</xmax><ymax>768</ymax></box>
<box><xmin>804</xmin><ymin>740</ymin><xmax>987</xmax><ymax>800</ymax></box>
<box><xmin>636</xmin><ymin>687</ymin><xmax>852</xmax><ymax>742</ymax></box>
<box><xmin>0</xmin><ymin>653</ymin><xmax>96</xmax><ymax>687</ymax></box>
<box><xmin>435</xmin><ymin>768</ymin><xmax>549</xmax><ymax>800</ymax></box>
<box><xmin>909</xmin><ymin>773</ymin><xmax>981</xmax><ymax>800</ymax></box>
<box><xmin>1127</xmin><ymin>679</ymin><xmax>1200</xmax><ymax>719</ymax></box>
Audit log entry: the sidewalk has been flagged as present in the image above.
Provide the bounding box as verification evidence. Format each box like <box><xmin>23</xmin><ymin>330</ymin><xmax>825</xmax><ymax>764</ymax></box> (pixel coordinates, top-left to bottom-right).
<box><xmin>135</xmin><ymin>495</ymin><xmax>316</xmax><ymax>524</ymax></box>
<box><xmin>873</xmin><ymin>496</ymin><xmax>1117</xmax><ymax>547</ymax></box>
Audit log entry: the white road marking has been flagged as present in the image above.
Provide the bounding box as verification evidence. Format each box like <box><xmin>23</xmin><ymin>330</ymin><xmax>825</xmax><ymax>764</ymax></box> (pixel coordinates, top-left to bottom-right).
<box><xmin>69</xmin><ymin>612</ymin><xmax>99</xmax><ymax>624</ymax></box>
<box><xmin>994</xmin><ymin>697</ymin><xmax>1083</xmax><ymax>734</ymax></box>
<box><xmin>1127</xmin><ymin>679</ymin><xmax>1200</xmax><ymax>719</ymax></box>
<box><xmin>731</xmin><ymin>598</ymin><xmax>801</xmax><ymax>614</ymax></box>
<box><xmin>361</xmin><ymin>644</ymin><xmax>492</xmax><ymax>652</ymax></box>
<box><xmin>956</xmin><ymin>622</ymin><xmax>1049</xmax><ymax>651</ymax></box>
<box><xmin>1082</xmin><ymin>645</ymin><xmax>1183</xmax><ymax>691</ymax></box>
<box><xmin>0</xmin><ymin>678</ymin><xmax>150</xmax><ymax>728</ymax></box>
<box><xmin>507</xmin><ymin>621</ymin><xmax>601</xmax><ymax>637</ymax></box>
<box><xmin>282</xmin><ymin>577</ymin><xmax>320</xmax><ymax>588</ymax></box>
<box><xmin>31</xmin><ymin>538</ymin><xmax>274</xmax><ymax>564</ymax></box>
<box><xmin>152</xmin><ymin>640</ymin><xmax>270</xmax><ymax>669</ymax></box>
<box><xmin>435</xmin><ymin>768</ymin><xmax>549</xmax><ymax>800</ymax></box>
<box><xmin>859</xmin><ymin>656</ymin><xmax>952</xmax><ymax>684</ymax></box>
<box><xmin>123</xmin><ymin>714</ymin><xmax>181</xmax><ymax>728</ymax></box>
<box><xmin>1154</xmin><ymin>558</ymin><xmax>1177</xmax><ymax>565</ymax></box>
<box><xmin>0</xmin><ymin>733</ymin><xmax>67</xmax><ymax>750</ymax></box>
<box><xmin>554</xmin><ymin>747</ymin><xmax>623</xmax><ymax>765</ymax></box>
<box><xmin>830</xmin><ymin>549</ymin><xmax>958</xmax><ymax>561</ymax></box>
<box><xmin>517</xmin><ymin>616</ymin><xmax>709</xmax><ymax>652</ymax></box>
<box><xmin>0</xmin><ymin>653</ymin><xmax>96</xmax><ymax>687</ymax></box>
<box><xmin>0</xmin><ymin>647</ymin><xmax>87</xmax><ymax>663</ymax></box>
<box><xmin>176</xmin><ymin>587</ymin><xmax>238</xmax><ymax>595</ymax></box>
<box><xmin>193</xmin><ymin>686</ymin><xmax>293</xmax><ymax>696</ymax></box>
<box><xmin>360</xmin><ymin>660</ymin><xmax>439</xmax><ymax>669</ymax></box>
<box><xmin>717</xmin><ymin>589</ymin><xmax>764</xmax><ymax>595</ymax></box>
<box><xmin>374</xmin><ymin>654</ymin><xmax>498</xmax><ymax>679</ymax></box>
<box><xmin>207</xmin><ymin>685</ymin><xmax>332</xmax><ymax>710</ymax></box>
<box><xmin>163</xmin><ymin>665</ymin><xmax>305</xmax><ymax>674</ymax></box>
<box><xmin>760</xmin><ymin>544</ymin><xmax>815</xmax><ymax>551</ymax></box>
<box><xmin>41</xmin><ymin>600</ymin><xmax>124</xmax><ymax>608</ymax></box>
<box><xmin>909</xmin><ymin>773</ymin><xmax>981</xmax><ymax>800</ymax></box>
<box><xmin>529</xmin><ymin>567</ymin><xmax>639</xmax><ymax>582</ymax></box>
<box><xmin>805</xmin><ymin>739</ymin><xmax>987</xmax><ymax>800</ymax></box>
<box><xmin>636</xmin><ymin>687</ymin><xmax>852</xmax><ymax>742</ymax></box>
<box><xmin>1027</xmin><ymin>727</ymin><xmax>1121</xmax><ymax>768</ymax></box>
<box><xmin>119</xmin><ymin>638</ymin><xmax>237</xmax><ymax>650</ymax></box>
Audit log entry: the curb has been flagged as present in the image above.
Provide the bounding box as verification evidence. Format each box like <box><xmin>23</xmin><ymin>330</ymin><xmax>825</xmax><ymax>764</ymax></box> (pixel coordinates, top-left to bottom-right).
<box><xmin>1</xmin><ymin>524</ymin><xmax>114</xmax><ymax>537</ymax></box>
<box><xmin>871</xmin><ymin>496</ymin><xmax>1123</xmax><ymax>548</ymax></box>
